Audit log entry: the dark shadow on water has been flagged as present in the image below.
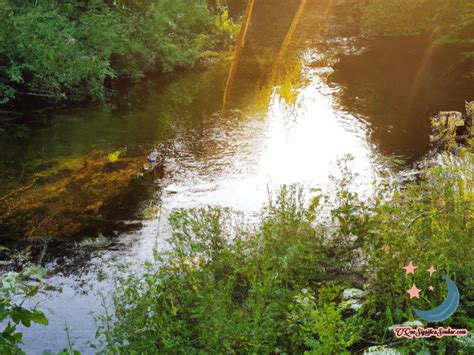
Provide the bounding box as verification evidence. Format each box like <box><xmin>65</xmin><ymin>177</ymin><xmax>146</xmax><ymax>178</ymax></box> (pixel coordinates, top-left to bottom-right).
<box><xmin>329</xmin><ymin>36</ymin><xmax>474</xmax><ymax>162</ymax></box>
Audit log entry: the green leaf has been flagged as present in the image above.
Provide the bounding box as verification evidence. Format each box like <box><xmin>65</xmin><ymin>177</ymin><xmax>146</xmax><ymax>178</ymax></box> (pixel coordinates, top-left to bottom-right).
<box><xmin>30</xmin><ymin>310</ymin><xmax>48</xmax><ymax>326</ymax></box>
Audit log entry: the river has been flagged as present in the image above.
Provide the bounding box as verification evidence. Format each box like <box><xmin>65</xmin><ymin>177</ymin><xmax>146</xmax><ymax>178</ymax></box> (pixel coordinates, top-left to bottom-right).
<box><xmin>0</xmin><ymin>36</ymin><xmax>471</xmax><ymax>353</ymax></box>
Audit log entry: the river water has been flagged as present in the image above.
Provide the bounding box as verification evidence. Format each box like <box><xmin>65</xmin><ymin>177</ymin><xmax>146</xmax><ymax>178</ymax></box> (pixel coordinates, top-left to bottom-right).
<box><xmin>0</xmin><ymin>36</ymin><xmax>471</xmax><ymax>353</ymax></box>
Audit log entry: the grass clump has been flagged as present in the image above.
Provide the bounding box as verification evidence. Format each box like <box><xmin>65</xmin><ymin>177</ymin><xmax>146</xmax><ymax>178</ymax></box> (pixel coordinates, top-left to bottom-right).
<box><xmin>98</xmin><ymin>147</ymin><xmax>473</xmax><ymax>353</ymax></box>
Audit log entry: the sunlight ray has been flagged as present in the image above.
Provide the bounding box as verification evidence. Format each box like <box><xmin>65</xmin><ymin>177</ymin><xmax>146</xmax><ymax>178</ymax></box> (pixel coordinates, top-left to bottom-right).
<box><xmin>269</xmin><ymin>0</ymin><xmax>308</xmax><ymax>84</ymax></box>
<box><xmin>409</xmin><ymin>31</ymin><xmax>436</xmax><ymax>101</ymax></box>
<box><xmin>223</xmin><ymin>0</ymin><xmax>256</xmax><ymax>110</ymax></box>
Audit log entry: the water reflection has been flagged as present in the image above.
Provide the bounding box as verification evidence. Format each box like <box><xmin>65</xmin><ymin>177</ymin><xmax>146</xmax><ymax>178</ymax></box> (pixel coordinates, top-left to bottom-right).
<box><xmin>329</xmin><ymin>37</ymin><xmax>473</xmax><ymax>161</ymax></box>
<box><xmin>162</xmin><ymin>62</ymin><xmax>374</xmax><ymax>212</ymax></box>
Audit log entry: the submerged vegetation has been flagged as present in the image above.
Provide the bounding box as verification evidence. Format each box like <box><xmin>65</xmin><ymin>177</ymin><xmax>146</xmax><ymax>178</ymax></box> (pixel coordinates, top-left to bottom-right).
<box><xmin>0</xmin><ymin>150</ymin><xmax>159</xmax><ymax>241</ymax></box>
<box><xmin>101</xmin><ymin>145</ymin><xmax>473</xmax><ymax>353</ymax></box>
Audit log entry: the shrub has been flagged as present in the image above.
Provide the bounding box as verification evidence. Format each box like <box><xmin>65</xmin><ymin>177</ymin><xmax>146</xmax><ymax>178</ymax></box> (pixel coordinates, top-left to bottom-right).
<box><xmin>0</xmin><ymin>0</ymin><xmax>232</xmax><ymax>105</ymax></box>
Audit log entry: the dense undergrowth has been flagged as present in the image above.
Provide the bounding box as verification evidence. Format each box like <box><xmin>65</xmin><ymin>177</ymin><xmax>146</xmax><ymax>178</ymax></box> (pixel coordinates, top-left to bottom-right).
<box><xmin>0</xmin><ymin>0</ymin><xmax>237</xmax><ymax>107</ymax></box>
<box><xmin>97</xmin><ymin>147</ymin><xmax>473</xmax><ymax>354</ymax></box>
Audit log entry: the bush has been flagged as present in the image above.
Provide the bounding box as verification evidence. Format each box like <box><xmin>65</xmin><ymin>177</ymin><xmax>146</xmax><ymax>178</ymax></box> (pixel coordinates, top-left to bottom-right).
<box><xmin>0</xmin><ymin>0</ymin><xmax>233</xmax><ymax>105</ymax></box>
<box><xmin>362</xmin><ymin>150</ymin><xmax>474</xmax><ymax>353</ymax></box>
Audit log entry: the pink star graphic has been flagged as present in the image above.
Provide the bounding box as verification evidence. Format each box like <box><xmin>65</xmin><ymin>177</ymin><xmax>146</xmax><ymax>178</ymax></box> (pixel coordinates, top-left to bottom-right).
<box><xmin>427</xmin><ymin>265</ymin><xmax>437</xmax><ymax>277</ymax></box>
<box><xmin>428</xmin><ymin>286</ymin><xmax>435</xmax><ymax>292</ymax></box>
<box><xmin>403</xmin><ymin>261</ymin><xmax>417</xmax><ymax>275</ymax></box>
<box><xmin>407</xmin><ymin>284</ymin><xmax>421</xmax><ymax>299</ymax></box>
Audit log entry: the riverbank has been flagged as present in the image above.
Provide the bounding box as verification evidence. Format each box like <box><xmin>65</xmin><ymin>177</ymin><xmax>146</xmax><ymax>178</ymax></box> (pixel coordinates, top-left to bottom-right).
<box><xmin>2</xmin><ymin>0</ymin><xmax>472</xmax><ymax>116</ymax></box>
<box><xmin>0</xmin><ymin>1</ymin><xmax>238</xmax><ymax>111</ymax></box>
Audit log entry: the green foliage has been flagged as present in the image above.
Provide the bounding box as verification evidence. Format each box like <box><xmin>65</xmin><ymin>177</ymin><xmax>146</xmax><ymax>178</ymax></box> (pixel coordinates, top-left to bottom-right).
<box><xmin>100</xmin><ymin>147</ymin><xmax>473</xmax><ymax>353</ymax></box>
<box><xmin>0</xmin><ymin>0</ymin><xmax>233</xmax><ymax>105</ymax></box>
<box><xmin>289</xmin><ymin>285</ymin><xmax>363</xmax><ymax>354</ymax></box>
<box><xmin>0</xmin><ymin>267</ymin><xmax>48</xmax><ymax>354</ymax></box>
<box><xmin>3</xmin><ymin>3</ymin><xmax>115</xmax><ymax>101</ymax></box>
<box><xmin>362</xmin><ymin>0</ymin><xmax>474</xmax><ymax>49</ymax></box>
<box><xmin>335</xmin><ymin>0</ymin><xmax>474</xmax><ymax>43</ymax></box>
<box><xmin>98</xmin><ymin>186</ymin><xmax>359</xmax><ymax>353</ymax></box>
<box><xmin>363</xmin><ymin>150</ymin><xmax>474</xmax><ymax>352</ymax></box>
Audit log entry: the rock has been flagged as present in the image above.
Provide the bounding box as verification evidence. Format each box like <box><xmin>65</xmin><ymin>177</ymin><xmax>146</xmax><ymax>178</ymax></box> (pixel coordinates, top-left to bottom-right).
<box><xmin>341</xmin><ymin>288</ymin><xmax>365</xmax><ymax>312</ymax></box>
<box><xmin>402</xmin><ymin>320</ymin><xmax>424</xmax><ymax>327</ymax></box>
<box><xmin>343</xmin><ymin>299</ymin><xmax>363</xmax><ymax>311</ymax></box>
<box><xmin>455</xmin><ymin>332</ymin><xmax>474</xmax><ymax>349</ymax></box>
<box><xmin>342</xmin><ymin>288</ymin><xmax>365</xmax><ymax>300</ymax></box>
<box><xmin>435</xmin><ymin>111</ymin><xmax>464</xmax><ymax>131</ymax></box>
<box><xmin>364</xmin><ymin>345</ymin><xmax>402</xmax><ymax>355</ymax></box>
<box><xmin>388</xmin><ymin>320</ymin><xmax>424</xmax><ymax>331</ymax></box>
<box><xmin>430</xmin><ymin>108</ymin><xmax>472</xmax><ymax>150</ymax></box>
